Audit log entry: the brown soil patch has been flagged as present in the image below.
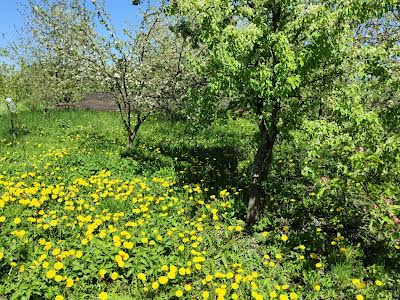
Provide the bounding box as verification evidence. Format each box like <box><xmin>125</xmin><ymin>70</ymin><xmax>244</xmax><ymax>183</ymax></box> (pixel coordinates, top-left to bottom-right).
<box><xmin>57</xmin><ymin>92</ymin><xmax>118</xmax><ymax>111</ymax></box>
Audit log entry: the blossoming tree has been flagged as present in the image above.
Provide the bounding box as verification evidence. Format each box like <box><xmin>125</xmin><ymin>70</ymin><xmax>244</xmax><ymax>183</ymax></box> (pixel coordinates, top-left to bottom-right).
<box><xmin>27</xmin><ymin>0</ymin><xmax>195</xmax><ymax>146</ymax></box>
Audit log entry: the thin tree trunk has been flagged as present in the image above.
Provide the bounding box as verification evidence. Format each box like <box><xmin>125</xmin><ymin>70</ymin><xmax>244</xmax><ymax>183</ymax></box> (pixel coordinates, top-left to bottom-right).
<box><xmin>247</xmin><ymin>103</ymin><xmax>280</xmax><ymax>225</ymax></box>
<box><xmin>126</xmin><ymin>113</ymin><xmax>146</xmax><ymax>147</ymax></box>
<box><xmin>246</xmin><ymin>3</ymin><xmax>283</xmax><ymax>226</ymax></box>
<box><xmin>10</xmin><ymin>117</ymin><xmax>15</xmax><ymax>135</ymax></box>
<box><xmin>246</xmin><ymin>132</ymin><xmax>277</xmax><ymax>225</ymax></box>
<box><xmin>127</xmin><ymin>121</ymin><xmax>141</xmax><ymax>147</ymax></box>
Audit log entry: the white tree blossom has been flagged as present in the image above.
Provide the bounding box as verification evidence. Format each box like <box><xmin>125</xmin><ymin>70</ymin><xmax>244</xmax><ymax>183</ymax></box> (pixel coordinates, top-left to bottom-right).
<box><xmin>26</xmin><ymin>0</ymin><xmax>197</xmax><ymax>146</ymax></box>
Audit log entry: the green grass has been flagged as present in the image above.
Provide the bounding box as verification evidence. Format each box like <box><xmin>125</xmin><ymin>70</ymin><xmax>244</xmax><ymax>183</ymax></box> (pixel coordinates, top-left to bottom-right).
<box><xmin>0</xmin><ymin>110</ymin><xmax>399</xmax><ymax>300</ymax></box>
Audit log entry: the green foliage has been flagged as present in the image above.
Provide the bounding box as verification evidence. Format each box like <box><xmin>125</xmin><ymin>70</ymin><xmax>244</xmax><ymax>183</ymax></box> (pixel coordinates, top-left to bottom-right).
<box><xmin>0</xmin><ymin>0</ymin><xmax>399</xmax><ymax>299</ymax></box>
<box><xmin>0</xmin><ymin>110</ymin><xmax>399</xmax><ymax>299</ymax></box>
<box><xmin>168</xmin><ymin>0</ymin><xmax>399</xmax><ymax>224</ymax></box>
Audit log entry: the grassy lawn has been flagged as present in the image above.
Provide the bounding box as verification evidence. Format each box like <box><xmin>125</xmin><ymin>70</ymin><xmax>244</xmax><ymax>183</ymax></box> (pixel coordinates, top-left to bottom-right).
<box><xmin>0</xmin><ymin>110</ymin><xmax>398</xmax><ymax>300</ymax></box>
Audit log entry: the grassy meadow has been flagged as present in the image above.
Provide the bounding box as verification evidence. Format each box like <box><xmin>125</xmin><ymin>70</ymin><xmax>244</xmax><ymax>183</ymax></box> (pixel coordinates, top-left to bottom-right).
<box><xmin>0</xmin><ymin>110</ymin><xmax>399</xmax><ymax>300</ymax></box>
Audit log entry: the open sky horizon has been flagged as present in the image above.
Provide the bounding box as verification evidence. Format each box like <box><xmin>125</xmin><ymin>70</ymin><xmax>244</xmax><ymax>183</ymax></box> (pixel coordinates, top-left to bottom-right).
<box><xmin>0</xmin><ymin>0</ymin><xmax>150</xmax><ymax>50</ymax></box>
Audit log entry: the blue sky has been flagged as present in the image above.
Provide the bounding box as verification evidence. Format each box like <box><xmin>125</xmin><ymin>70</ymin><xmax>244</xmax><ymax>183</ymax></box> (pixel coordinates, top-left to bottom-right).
<box><xmin>0</xmin><ymin>1</ymin><xmax>24</xmax><ymax>48</ymax></box>
<box><xmin>0</xmin><ymin>0</ymin><xmax>148</xmax><ymax>49</ymax></box>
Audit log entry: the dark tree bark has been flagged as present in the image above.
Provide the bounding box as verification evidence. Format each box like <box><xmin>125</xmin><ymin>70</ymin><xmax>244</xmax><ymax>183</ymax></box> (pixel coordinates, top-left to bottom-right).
<box><xmin>127</xmin><ymin>119</ymin><xmax>141</xmax><ymax>146</ymax></box>
<box><xmin>246</xmin><ymin>3</ymin><xmax>283</xmax><ymax>225</ymax></box>
<box><xmin>126</xmin><ymin>112</ymin><xmax>148</xmax><ymax>147</ymax></box>
<box><xmin>247</xmin><ymin>101</ymin><xmax>279</xmax><ymax>225</ymax></box>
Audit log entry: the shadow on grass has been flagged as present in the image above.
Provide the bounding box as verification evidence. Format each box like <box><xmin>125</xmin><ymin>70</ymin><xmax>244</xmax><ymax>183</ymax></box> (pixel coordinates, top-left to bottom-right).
<box><xmin>121</xmin><ymin>142</ymin><xmax>249</xmax><ymax>192</ymax></box>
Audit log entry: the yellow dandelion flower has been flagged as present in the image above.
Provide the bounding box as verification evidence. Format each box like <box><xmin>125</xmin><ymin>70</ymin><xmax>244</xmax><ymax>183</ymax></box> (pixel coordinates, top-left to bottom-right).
<box><xmin>290</xmin><ymin>292</ymin><xmax>298</xmax><ymax>300</ymax></box>
<box><xmin>375</xmin><ymin>280</ymin><xmax>383</xmax><ymax>286</ymax></box>
<box><xmin>175</xmin><ymin>290</ymin><xmax>183</xmax><ymax>297</ymax></box>
<box><xmin>111</xmin><ymin>272</ymin><xmax>119</xmax><ymax>280</ymax></box>
<box><xmin>137</xmin><ymin>273</ymin><xmax>146</xmax><ymax>281</ymax></box>
<box><xmin>159</xmin><ymin>276</ymin><xmax>168</xmax><ymax>284</ymax></box>
<box><xmin>52</xmin><ymin>248</ymin><xmax>61</xmax><ymax>256</ymax></box>
<box><xmin>184</xmin><ymin>284</ymin><xmax>192</xmax><ymax>291</ymax></box>
<box><xmin>167</xmin><ymin>271</ymin><xmax>176</xmax><ymax>279</ymax></box>
<box><xmin>54</xmin><ymin>262</ymin><xmax>63</xmax><ymax>270</ymax></box>
<box><xmin>66</xmin><ymin>278</ymin><xmax>74</xmax><ymax>288</ymax></box>
<box><xmin>99</xmin><ymin>269</ymin><xmax>107</xmax><ymax>278</ymax></box>
<box><xmin>161</xmin><ymin>265</ymin><xmax>169</xmax><ymax>272</ymax></box>
<box><xmin>179</xmin><ymin>267</ymin><xmax>186</xmax><ymax>275</ymax></box>
<box><xmin>46</xmin><ymin>269</ymin><xmax>56</xmax><ymax>279</ymax></box>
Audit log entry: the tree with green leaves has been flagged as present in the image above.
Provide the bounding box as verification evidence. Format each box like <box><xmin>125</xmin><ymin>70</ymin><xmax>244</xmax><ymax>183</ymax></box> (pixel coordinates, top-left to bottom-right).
<box><xmin>351</xmin><ymin>8</ymin><xmax>400</xmax><ymax>133</ymax></box>
<box><xmin>168</xmin><ymin>0</ymin><xmax>397</xmax><ymax>225</ymax></box>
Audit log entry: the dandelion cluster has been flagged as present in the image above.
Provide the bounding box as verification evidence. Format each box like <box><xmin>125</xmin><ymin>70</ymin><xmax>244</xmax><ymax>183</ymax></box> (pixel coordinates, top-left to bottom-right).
<box><xmin>0</xmin><ymin>116</ymin><xmax>397</xmax><ymax>299</ymax></box>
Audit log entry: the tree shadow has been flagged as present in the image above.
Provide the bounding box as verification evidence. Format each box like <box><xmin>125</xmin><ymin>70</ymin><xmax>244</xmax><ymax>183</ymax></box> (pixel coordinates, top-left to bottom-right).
<box><xmin>167</xmin><ymin>144</ymin><xmax>247</xmax><ymax>190</ymax></box>
<box><xmin>122</xmin><ymin>142</ymin><xmax>249</xmax><ymax>192</ymax></box>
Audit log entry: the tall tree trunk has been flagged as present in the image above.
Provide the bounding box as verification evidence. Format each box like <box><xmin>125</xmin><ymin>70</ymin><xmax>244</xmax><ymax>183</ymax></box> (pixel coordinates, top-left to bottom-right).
<box><xmin>247</xmin><ymin>103</ymin><xmax>280</xmax><ymax>225</ymax></box>
<box><xmin>246</xmin><ymin>4</ymin><xmax>282</xmax><ymax>226</ymax></box>
<box><xmin>246</xmin><ymin>3</ymin><xmax>282</xmax><ymax>225</ymax></box>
